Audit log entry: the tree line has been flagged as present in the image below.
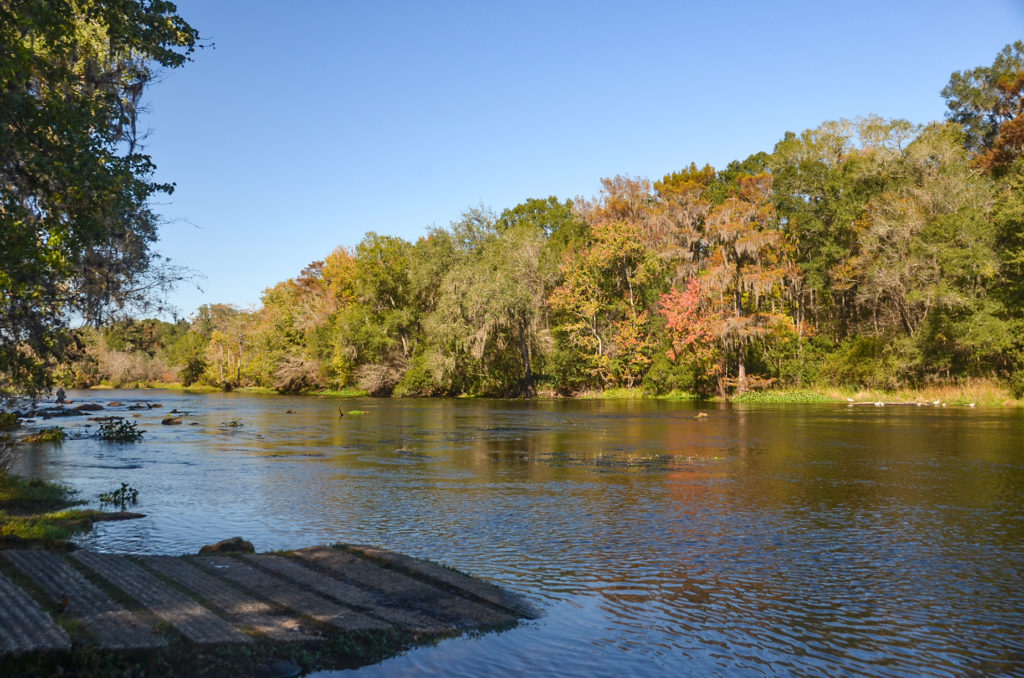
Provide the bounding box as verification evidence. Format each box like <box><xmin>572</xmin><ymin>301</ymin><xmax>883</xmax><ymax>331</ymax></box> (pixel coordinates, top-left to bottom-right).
<box><xmin>5</xmin><ymin>23</ymin><xmax>1023</xmax><ymax>399</ymax></box>
<box><xmin>55</xmin><ymin>41</ymin><xmax>1024</xmax><ymax>399</ymax></box>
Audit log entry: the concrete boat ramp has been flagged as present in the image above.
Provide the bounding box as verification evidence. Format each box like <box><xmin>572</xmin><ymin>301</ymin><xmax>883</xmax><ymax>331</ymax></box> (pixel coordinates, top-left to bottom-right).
<box><xmin>0</xmin><ymin>545</ymin><xmax>538</xmax><ymax>676</ymax></box>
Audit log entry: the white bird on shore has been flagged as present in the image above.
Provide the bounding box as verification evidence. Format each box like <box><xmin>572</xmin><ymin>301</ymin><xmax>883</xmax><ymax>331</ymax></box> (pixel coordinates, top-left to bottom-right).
<box><xmin>969</xmin><ymin>402</ymin><xmax>976</xmax><ymax>407</ymax></box>
<box><xmin>932</xmin><ymin>400</ymin><xmax>940</xmax><ymax>405</ymax></box>
<box><xmin>875</xmin><ymin>401</ymin><xmax>884</xmax><ymax>407</ymax></box>
<box><xmin>847</xmin><ymin>397</ymin><xmax>854</xmax><ymax>402</ymax></box>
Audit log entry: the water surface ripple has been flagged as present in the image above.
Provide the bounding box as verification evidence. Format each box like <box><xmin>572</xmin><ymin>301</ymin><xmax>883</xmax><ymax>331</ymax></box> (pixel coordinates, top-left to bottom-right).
<box><xmin>14</xmin><ymin>391</ymin><xmax>1024</xmax><ymax>676</ymax></box>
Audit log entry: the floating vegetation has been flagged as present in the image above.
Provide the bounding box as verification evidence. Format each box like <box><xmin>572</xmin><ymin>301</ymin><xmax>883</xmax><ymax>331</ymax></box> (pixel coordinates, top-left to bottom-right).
<box><xmin>533</xmin><ymin>450</ymin><xmax>725</xmax><ymax>473</ymax></box>
<box><xmin>222</xmin><ymin>418</ymin><xmax>244</xmax><ymax>428</ymax></box>
<box><xmin>95</xmin><ymin>419</ymin><xmax>143</xmax><ymax>442</ymax></box>
<box><xmin>731</xmin><ymin>390</ymin><xmax>840</xmax><ymax>404</ymax></box>
<box><xmin>99</xmin><ymin>482</ymin><xmax>139</xmax><ymax>510</ymax></box>
<box><xmin>22</xmin><ymin>427</ymin><xmax>66</xmax><ymax>443</ymax></box>
<box><xmin>347</xmin><ymin>410</ymin><xmax>368</xmax><ymax>415</ymax></box>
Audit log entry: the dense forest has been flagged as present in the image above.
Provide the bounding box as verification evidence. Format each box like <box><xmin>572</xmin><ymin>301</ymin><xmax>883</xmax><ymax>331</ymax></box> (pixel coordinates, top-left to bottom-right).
<box><xmin>42</xmin><ymin>42</ymin><xmax>1024</xmax><ymax>398</ymax></box>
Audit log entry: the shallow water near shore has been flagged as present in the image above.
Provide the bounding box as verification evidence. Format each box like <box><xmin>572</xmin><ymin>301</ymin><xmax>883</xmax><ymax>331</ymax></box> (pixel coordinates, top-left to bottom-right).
<box><xmin>14</xmin><ymin>390</ymin><xmax>1024</xmax><ymax>676</ymax></box>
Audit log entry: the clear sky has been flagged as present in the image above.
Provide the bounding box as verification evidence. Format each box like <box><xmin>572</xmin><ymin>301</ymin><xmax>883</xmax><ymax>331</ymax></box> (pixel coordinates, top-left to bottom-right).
<box><xmin>140</xmin><ymin>0</ymin><xmax>1024</xmax><ymax>318</ymax></box>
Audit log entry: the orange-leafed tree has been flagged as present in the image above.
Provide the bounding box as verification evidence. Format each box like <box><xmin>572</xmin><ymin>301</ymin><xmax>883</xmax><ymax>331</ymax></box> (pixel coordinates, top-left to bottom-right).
<box><xmin>703</xmin><ymin>173</ymin><xmax>793</xmax><ymax>393</ymax></box>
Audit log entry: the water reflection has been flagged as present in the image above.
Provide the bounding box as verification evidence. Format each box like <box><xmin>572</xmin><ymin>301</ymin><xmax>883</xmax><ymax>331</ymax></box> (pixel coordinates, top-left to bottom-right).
<box><xmin>12</xmin><ymin>391</ymin><xmax>1024</xmax><ymax>676</ymax></box>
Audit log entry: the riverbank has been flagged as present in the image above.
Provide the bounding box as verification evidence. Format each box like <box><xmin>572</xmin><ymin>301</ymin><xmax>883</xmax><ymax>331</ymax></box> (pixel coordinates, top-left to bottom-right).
<box><xmin>73</xmin><ymin>380</ymin><xmax>1022</xmax><ymax>407</ymax></box>
<box><xmin>0</xmin><ymin>475</ymin><xmax>135</xmax><ymax>550</ymax></box>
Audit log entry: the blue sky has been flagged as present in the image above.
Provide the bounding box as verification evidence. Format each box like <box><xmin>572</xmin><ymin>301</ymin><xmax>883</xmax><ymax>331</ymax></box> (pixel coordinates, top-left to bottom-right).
<box><xmin>141</xmin><ymin>0</ymin><xmax>1024</xmax><ymax>318</ymax></box>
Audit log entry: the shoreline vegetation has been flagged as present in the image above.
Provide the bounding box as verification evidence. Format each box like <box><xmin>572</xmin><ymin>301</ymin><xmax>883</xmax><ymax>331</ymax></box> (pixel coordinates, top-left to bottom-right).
<box><xmin>0</xmin><ymin>475</ymin><xmax>143</xmax><ymax>551</ymax></box>
<box><xmin>39</xmin><ymin>41</ymin><xmax>1024</xmax><ymax>409</ymax></box>
<box><xmin>8</xmin><ymin>41</ymin><xmax>1023</xmax><ymax>408</ymax></box>
<box><xmin>75</xmin><ymin>380</ymin><xmax>1021</xmax><ymax>407</ymax></box>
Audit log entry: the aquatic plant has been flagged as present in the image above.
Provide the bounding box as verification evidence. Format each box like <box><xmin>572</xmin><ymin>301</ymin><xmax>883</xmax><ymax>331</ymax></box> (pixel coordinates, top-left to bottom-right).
<box><xmin>95</xmin><ymin>419</ymin><xmax>143</xmax><ymax>442</ymax></box>
<box><xmin>731</xmin><ymin>390</ymin><xmax>839</xmax><ymax>404</ymax></box>
<box><xmin>99</xmin><ymin>482</ymin><xmax>139</xmax><ymax>510</ymax></box>
<box><xmin>23</xmin><ymin>427</ymin><xmax>66</xmax><ymax>443</ymax></box>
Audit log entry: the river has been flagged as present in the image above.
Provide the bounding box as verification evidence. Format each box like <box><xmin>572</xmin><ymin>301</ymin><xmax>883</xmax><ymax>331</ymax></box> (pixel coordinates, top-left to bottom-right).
<box><xmin>13</xmin><ymin>390</ymin><xmax>1024</xmax><ymax>676</ymax></box>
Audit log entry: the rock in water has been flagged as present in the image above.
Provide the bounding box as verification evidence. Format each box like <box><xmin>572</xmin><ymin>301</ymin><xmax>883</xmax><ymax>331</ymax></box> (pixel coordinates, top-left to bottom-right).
<box><xmin>198</xmin><ymin>537</ymin><xmax>255</xmax><ymax>555</ymax></box>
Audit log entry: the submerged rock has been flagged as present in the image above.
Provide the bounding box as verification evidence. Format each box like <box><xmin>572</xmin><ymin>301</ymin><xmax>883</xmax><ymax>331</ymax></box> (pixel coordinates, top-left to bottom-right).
<box><xmin>198</xmin><ymin>537</ymin><xmax>255</xmax><ymax>555</ymax></box>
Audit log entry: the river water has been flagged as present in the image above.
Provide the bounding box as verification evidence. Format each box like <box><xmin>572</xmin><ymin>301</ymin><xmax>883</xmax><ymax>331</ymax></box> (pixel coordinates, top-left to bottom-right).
<box><xmin>13</xmin><ymin>390</ymin><xmax>1024</xmax><ymax>676</ymax></box>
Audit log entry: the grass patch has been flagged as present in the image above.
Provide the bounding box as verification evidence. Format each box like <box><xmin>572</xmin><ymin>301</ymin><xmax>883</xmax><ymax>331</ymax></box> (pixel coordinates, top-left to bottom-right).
<box><xmin>0</xmin><ymin>508</ymin><xmax>109</xmax><ymax>542</ymax></box>
<box><xmin>316</xmin><ymin>387</ymin><xmax>370</xmax><ymax>397</ymax></box>
<box><xmin>827</xmin><ymin>379</ymin><xmax>1018</xmax><ymax>407</ymax></box>
<box><xmin>22</xmin><ymin>426</ymin><xmax>66</xmax><ymax>443</ymax></box>
<box><xmin>653</xmin><ymin>389</ymin><xmax>700</xmax><ymax>401</ymax></box>
<box><xmin>732</xmin><ymin>389</ymin><xmax>841</xmax><ymax>404</ymax></box>
<box><xmin>0</xmin><ymin>475</ymin><xmax>82</xmax><ymax>514</ymax></box>
<box><xmin>0</xmin><ymin>475</ymin><xmax>97</xmax><ymax>548</ymax></box>
<box><xmin>576</xmin><ymin>387</ymin><xmax>647</xmax><ymax>399</ymax></box>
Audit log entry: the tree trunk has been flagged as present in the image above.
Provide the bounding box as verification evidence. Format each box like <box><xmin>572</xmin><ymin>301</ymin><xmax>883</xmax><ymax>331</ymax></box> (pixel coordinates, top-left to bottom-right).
<box><xmin>518</xmin><ymin>325</ymin><xmax>534</xmax><ymax>396</ymax></box>
<box><xmin>737</xmin><ymin>338</ymin><xmax>747</xmax><ymax>393</ymax></box>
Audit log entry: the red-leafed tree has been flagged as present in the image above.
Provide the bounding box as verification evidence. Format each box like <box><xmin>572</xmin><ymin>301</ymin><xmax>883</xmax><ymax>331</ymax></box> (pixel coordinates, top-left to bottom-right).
<box><xmin>658</xmin><ymin>276</ymin><xmax>720</xmax><ymax>393</ymax></box>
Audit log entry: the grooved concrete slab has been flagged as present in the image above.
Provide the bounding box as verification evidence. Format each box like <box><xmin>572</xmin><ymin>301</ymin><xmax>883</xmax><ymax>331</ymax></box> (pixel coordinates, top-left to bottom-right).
<box><xmin>3</xmin><ymin>550</ymin><xmax>164</xmax><ymax>650</ymax></box>
<box><xmin>71</xmin><ymin>551</ymin><xmax>250</xmax><ymax>645</ymax></box>
<box><xmin>0</xmin><ymin>570</ymin><xmax>70</xmax><ymax>655</ymax></box>
<box><xmin>346</xmin><ymin>545</ymin><xmax>541</xmax><ymax>619</ymax></box>
<box><xmin>0</xmin><ymin>544</ymin><xmax>536</xmax><ymax>670</ymax></box>
<box><xmin>241</xmin><ymin>554</ymin><xmax>454</xmax><ymax>633</ymax></box>
<box><xmin>192</xmin><ymin>556</ymin><xmax>390</xmax><ymax>632</ymax></box>
<box><xmin>138</xmin><ymin>555</ymin><xmax>318</xmax><ymax>642</ymax></box>
<box><xmin>293</xmin><ymin>546</ymin><xmax>516</xmax><ymax>629</ymax></box>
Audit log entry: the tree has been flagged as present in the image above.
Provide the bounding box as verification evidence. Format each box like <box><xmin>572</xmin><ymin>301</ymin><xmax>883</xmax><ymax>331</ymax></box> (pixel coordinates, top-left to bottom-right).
<box><xmin>943</xmin><ymin>41</ymin><xmax>1024</xmax><ymax>172</ymax></box>
<box><xmin>703</xmin><ymin>173</ymin><xmax>793</xmax><ymax>392</ymax></box>
<box><xmin>852</xmin><ymin>123</ymin><xmax>1008</xmax><ymax>381</ymax></box>
<box><xmin>658</xmin><ymin>277</ymin><xmax>720</xmax><ymax>394</ymax></box>
<box><xmin>549</xmin><ymin>218</ymin><xmax>665</xmax><ymax>389</ymax></box>
<box><xmin>337</xmin><ymin>233</ymin><xmax>419</xmax><ymax>394</ymax></box>
<box><xmin>426</xmin><ymin>220</ymin><xmax>550</xmax><ymax>396</ymax></box>
<box><xmin>0</xmin><ymin>1</ymin><xmax>198</xmax><ymax>399</ymax></box>
<box><xmin>768</xmin><ymin>117</ymin><xmax>916</xmax><ymax>339</ymax></box>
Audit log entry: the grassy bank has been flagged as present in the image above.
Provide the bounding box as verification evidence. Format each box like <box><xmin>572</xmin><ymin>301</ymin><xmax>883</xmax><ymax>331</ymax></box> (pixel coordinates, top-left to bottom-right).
<box><xmin>731</xmin><ymin>382</ymin><xmax>1019</xmax><ymax>407</ymax></box>
<box><xmin>0</xmin><ymin>475</ymin><xmax>118</xmax><ymax>550</ymax></box>
<box><xmin>78</xmin><ymin>379</ymin><xmax>1020</xmax><ymax>407</ymax></box>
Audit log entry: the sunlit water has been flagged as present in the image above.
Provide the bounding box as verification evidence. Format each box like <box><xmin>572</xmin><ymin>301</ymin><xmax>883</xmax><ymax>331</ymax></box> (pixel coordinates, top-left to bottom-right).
<box><xmin>13</xmin><ymin>390</ymin><xmax>1024</xmax><ymax>676</ymax></box>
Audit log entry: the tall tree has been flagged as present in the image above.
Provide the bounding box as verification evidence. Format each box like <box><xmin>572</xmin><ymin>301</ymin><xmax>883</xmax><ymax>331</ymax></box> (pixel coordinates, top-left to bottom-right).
<box><xmin>549</xmin><ymin>218</ymin><xmax>665</xmax><ymax>389</ymax></box>
<box><xmin>943</xmin><ymin>41</ymin><xmax>1024</xmax><ymax>172</ymax></box>
<box><xmin>0</xmin><ymin>0</ymin><xmax>198</xmax><ymax>398</ymax></box>
<box><xmin>703</xmin><ymin>173</ymin><xmax>793</xmax><ymax>392</ymax></box>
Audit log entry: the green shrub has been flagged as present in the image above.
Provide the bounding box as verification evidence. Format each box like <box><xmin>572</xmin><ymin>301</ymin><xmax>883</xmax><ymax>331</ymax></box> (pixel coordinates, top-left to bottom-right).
<box><xmin>96</xmin><ymin>419</ymin><xmax>143</xmax><ymax>442</ymax></box>
<box><xmin>0</xmin><ymin>411</ymin><xmax>18</xmax><ymax>431</ymax></box>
